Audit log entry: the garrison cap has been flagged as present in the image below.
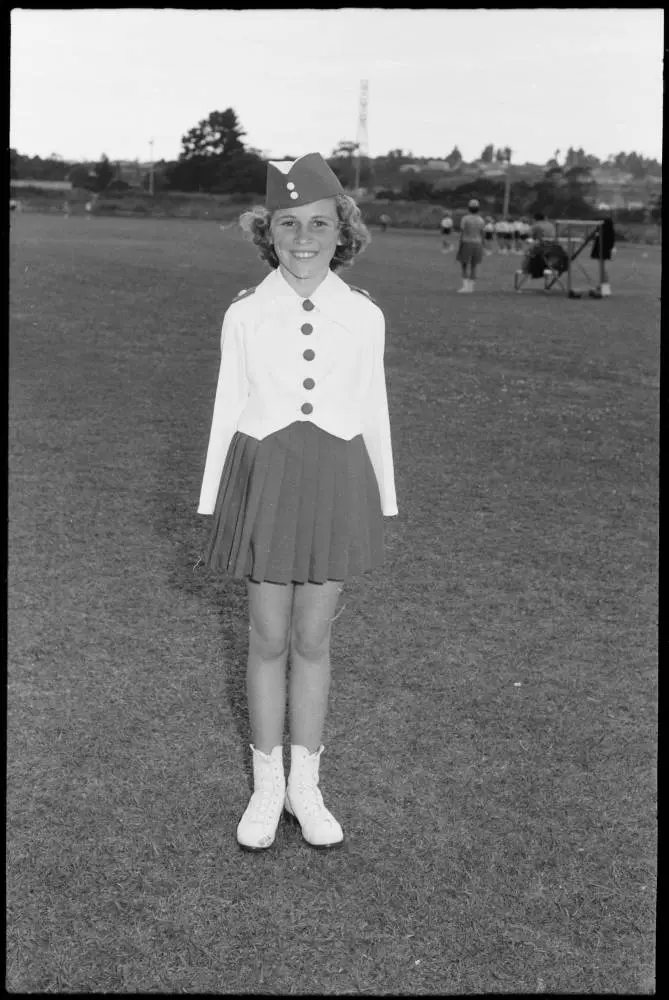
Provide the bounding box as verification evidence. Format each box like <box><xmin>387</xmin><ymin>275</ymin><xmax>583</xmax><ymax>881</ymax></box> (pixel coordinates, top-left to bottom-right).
<box><xmin>266</xmin><ymin>153</ymin><xmax>344</xmax><ymax>211</ymax></box>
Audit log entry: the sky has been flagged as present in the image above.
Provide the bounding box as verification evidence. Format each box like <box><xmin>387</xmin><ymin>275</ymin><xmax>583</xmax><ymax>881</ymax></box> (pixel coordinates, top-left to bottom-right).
<box><xmin>9</xmin><ymin>8</ymin><xmax>664</xmax><ymax>166</ymax></box>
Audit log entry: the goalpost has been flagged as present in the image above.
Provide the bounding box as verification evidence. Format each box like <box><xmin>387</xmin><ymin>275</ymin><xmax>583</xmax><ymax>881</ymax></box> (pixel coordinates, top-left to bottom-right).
<box><xmin>552</xmin><ymin>219</ymin><xmax>606</xmax><ymax>297</ymax></box>
<box><xmin>514</xmin><ymin>219</ymin><xmax>606</xmax><ymax>297</ymax></box>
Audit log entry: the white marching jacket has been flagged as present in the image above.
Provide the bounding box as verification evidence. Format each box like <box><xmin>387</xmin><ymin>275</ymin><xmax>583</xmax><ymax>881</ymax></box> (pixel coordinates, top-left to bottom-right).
<box><xmin>198</xmin><ymin>268</ymin><xmax>398</xmax><ymax>517</ymax></box>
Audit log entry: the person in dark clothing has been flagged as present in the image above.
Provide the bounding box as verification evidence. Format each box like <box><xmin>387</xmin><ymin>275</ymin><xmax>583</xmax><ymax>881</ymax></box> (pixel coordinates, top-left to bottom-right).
<box><xmin>591</xmin><ymin>209</ymin><xmax>616</xmax><ymax>296</ymax></box>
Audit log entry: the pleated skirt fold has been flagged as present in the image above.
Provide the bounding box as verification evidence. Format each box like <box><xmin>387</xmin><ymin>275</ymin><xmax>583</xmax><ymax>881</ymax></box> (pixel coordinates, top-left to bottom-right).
<box><xmin>203</xmin><ymin>421</ymin><xmax>384</xmax><ymax>584</ymax></box>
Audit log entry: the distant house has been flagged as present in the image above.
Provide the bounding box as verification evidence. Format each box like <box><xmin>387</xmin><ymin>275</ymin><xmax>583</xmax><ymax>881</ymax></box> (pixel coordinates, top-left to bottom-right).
<box><xmin>425</xmin><ymin>160</ymin><xmax>452</xmax><ymax>172</ymax></box>
<box><xmin>113</xmin><ymin>160</ymin><xmax>149</xmax><ymax>186</ymax></box>
<box><xmin>590</xmin><ymin>167</ymin><xmax>635</xmax><ymax>186</ymax></box>
<box><xmin>11</xmin><ymin>179</ymin><xmax>73</xmax><ymax>191</ymax></box>
<box><xmin>398</xmin><ymin>164</ymin><xmax>421</xmax><ymax>174</ymax></box>
<box><xmin>589</xmin><ymin>167</ymin><xmax>658</xmax><ymax>209</ymax></box>
<box><xmin>477</xmin><ymin>163</ymin><xmax>507</xmax><ymax>179</ymax></box>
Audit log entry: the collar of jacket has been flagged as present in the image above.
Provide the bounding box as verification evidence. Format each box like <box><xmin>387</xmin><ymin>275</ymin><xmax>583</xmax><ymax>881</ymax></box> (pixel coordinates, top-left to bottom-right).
<box><xmin>252</xmin><ymin>268</ymin><xmax>367</xmax><ymax>326</ymax></box>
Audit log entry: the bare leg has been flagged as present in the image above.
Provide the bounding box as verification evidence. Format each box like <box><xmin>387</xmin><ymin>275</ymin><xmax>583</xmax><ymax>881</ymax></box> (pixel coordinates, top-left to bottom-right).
<box><xmin>289</xmin><ymin>580</ymin><xmax>343</xmax><ymax>753</ymax></box>
<box><xmin>246</xmin><ymin>581</ymin><xmax>294</xmax><ymax>754</ymax></box>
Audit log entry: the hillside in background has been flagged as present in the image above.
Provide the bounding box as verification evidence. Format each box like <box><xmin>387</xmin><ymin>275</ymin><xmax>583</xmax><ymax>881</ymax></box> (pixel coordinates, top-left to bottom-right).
<box><xmin>10</xmin><ymin>145</ymin><xmax>661</xmax><ymax>217</ymax></box>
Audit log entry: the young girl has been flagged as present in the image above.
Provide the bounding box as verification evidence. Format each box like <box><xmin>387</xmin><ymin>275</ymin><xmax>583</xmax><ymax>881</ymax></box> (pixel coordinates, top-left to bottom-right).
<box><xmin>198</xmin><ymin>153</ymin><xmax>398</xmax><ymax>852</ymax></box>
<box><xmin>440</xmin><ymin>212</ymin><xmax>454</xmax><ymax>252</ymax></box>
<box><xmin>456</xmin><ymin>199</ymin><xmax>486</xmax><ymax>293</ymax></box>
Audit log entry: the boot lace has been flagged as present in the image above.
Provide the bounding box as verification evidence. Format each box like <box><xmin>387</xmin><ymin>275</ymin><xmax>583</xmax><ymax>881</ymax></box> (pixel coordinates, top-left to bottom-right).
<box><xmin>247</xmin><ymin>763</ymin><xmax>283</xmax><ymax>822</ymax></box>
<box><xmin>292</xmin><ymin>781</ymin><xmax>337</xmax><ymax>825</ymax></box>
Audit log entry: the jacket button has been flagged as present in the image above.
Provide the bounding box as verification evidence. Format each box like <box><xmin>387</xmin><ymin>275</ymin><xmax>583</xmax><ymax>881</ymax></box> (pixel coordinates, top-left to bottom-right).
<box><xmin>301</xmin><ymin>402</ymin><xmax>313</xmax><ymax>415</ymax></box>
<box><xmin>303</xmin><ymin>378</ymin><xmax>315</xmax><ymax>390</ymax></box>
<box><xmin>302</xmin><ymin>349</ymin><xmax>315</xmax><ymax>361</ymax></box>
<box><xmin>302</xmin><ymin>300</ymin><xmax>314</xmax><ymax>311</ymax></box>
<box><xmin>301</xmin><ymin>323</ymin><xmax>313</xmax><ymax>334</ymax></box>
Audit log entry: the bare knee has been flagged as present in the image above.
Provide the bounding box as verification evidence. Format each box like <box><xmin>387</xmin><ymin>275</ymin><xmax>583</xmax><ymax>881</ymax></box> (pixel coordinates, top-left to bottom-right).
<box><xmin>249</xmin><ymin>619</ymin><xmax>290</xmax><ymax>661</ymax></box>
<box><xmin>291</xmin><ymin>622</ymin><xmax>331</xmax><ymax>662</ymax></box>
<box><xmin>246</xmin><ymin>581</ymin><xmax>293</xmax><ymax>661</ymax></box>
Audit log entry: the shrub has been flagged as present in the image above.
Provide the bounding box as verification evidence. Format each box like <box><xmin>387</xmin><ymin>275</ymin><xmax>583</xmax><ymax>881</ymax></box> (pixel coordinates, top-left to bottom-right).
<box><xmin>105</xmin><ymin>179</ymin><xmax>132</xmax><ymax>193</ymax></box>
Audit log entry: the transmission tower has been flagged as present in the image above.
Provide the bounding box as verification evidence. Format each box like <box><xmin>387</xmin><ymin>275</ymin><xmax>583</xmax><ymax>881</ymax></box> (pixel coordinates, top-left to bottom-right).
<box><xmin>354</xmin><ymin>79</ymin><xmax>369</xmax><ymax>192</ymax></box>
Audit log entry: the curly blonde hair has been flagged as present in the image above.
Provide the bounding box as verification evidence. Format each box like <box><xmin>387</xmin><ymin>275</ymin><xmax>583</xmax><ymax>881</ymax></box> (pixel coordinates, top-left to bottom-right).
<box><xmin>239</xmin><ymin>194</ymin><xmax>371</xmax><ymax>271</ymax></box>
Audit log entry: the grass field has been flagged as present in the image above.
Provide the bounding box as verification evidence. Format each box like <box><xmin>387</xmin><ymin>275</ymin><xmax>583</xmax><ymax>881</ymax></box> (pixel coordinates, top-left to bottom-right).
<box><xmin>8</xmin><ymin>213</ymin><xmax>658</xmax><ymax>994</ymax></box>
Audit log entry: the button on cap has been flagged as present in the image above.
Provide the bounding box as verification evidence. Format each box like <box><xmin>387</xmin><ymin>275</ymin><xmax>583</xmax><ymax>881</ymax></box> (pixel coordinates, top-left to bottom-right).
<box><xmin>302</xmin><ymin>300</ymin><xmax>314</xmax><ymax>311</ymax></box>
<box><xmin>301</xmin><ymin>323</ymin><xmax>313</xmax><ymax>335</ymax></box>
<box><xmin>301</xmin><ymin>402</ymin><xmax>313</xmax><ymax>415</ymax></box>
<box><xmin>302</xmin><ymin>349</ymin><xmax>315</xmax><ymax>361</ymax></box>
<box><xmin>303</xmin><ymin>378</ymin><xmax>315</xmax><ymax>390</ymax></box>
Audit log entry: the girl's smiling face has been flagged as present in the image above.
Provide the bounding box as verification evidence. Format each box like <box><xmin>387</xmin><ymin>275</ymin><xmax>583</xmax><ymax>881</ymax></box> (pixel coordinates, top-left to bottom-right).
<box><xmin>270</xmin><ymin>198</ymin><xmax>342</xmax><ymax>292</ymax></box>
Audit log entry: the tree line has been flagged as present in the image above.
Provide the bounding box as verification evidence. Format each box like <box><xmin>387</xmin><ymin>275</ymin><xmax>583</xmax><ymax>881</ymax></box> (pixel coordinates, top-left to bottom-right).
<box><xmin>10</xmin><ymin>107</ymin><xmax>662</xmax><ymax>220</ymax></box>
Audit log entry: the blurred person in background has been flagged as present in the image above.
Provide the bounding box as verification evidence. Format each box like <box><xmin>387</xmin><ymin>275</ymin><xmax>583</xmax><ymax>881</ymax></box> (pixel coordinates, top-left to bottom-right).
<box><xmin>591</xmin><ymin>206</ymin><xmax>616</xmax><ymax>296</ymax></box>
<box><xmin>530</xmin><ymin>211</ymin><xmax>556</xmax><ymax>242</ymax></box>
<box><xmin>440</xmin><ymin>211</ymin><xmax>454</xmax><ymax>252</ymax></box>
<box><xmin>455</xmin><ymin>199</ymin><xmax>486</xmax><ymax>293</ymax></box>
<box><xmin>495</xmin><ymin>217</ymin><xmax>510</xmax><ymax>253</ymax></box>
<box><xmin>483</xmin><ymin>216</ymin><xmax>495</xmax><ymax>255</ymax></box>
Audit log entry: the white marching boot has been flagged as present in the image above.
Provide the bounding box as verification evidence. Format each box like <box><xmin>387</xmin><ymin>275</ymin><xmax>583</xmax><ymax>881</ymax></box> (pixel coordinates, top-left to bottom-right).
<box><xmin>236</xmin><ymin>745</ymin><xmax>285</xmax><ymax>851</ymax></box>
<box><xmin>285</xmin><ymin>744</ymin><xmax>344</xmax><ymax>849</ymax></box>
<box><xmin>600</xmin><ymin>283</ymin><xmax>611</xmax><ymax>296</ymax></box>
<box><xmin>457</xmin><ymin>279</ymin><xmax>471</xmax><ymax>293</ymax></box>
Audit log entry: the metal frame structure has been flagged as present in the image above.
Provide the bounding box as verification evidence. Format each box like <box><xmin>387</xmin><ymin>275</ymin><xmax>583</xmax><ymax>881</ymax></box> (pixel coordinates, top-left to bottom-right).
<box><xmin>354</xmin><ymin>80</ymin><xmax>369</xmax><ymax>194</ymax></box>
<box><xmin>514</xmin><ymin>220</ymin><xmax>605</xmax><ymax>297</ymax></box>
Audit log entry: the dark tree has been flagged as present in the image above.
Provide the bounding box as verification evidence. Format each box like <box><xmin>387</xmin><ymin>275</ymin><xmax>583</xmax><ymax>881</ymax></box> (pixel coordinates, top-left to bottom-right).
<box><xmin>94</xmin><ymin>154</ymin><xmax>114</xmax><ymax>192</ymax></box>
<box><xmin>479</xmin><ymin>143</ymin><xmax>494</xmax><ymax>163</ymax></box>
<box><xmin>180</xmin><ymin>108</ymin><xmax>246</xmax><ymax>160</ymax></box>
<box><xmin>68</xmin><ymin>163</ymin><xmax>98</xmax><ymax>191</ymax></box>
<box><xmin>106</xmin><ymin>179</ymin><xmax>131</xmax><ymax>192</ymax></box>
<box><xmin>171</xmin><ymin>108</ymin><xmax>256</xmax><ymax>192</ymax></box>
<box><xmin>625</xmin><ymin>152</ymin><xmax>647</xmax><ymax>179</ymax></box>
<box><xmin>328</xmin><ymin>158</ymin><xmax>353</xmax><ymax>188</ymax></box>
<box><xmin>142</xmin><ymin>159</ymin><xmax>172</xmax><ymax>193</ymax></box>
<box><xmin>650</xmin><ymin>192</ymin><xmax>661</xmax><ymax>224</ymax></box>
<box><xmin>404</xmin><ymin>177</ymin><xmax>435</xmax><ymax>201</ymax></box>
<box><xmin>445</xmin><ymin>145</ymin><xmax>462</xmax><ymax>169</ymax></box>
<box><xmin>331</xmin><ymin>140</ymin><xmax>358</xmax><ymax>159</ymax></box>
<box><xmin>211</xmin><ymin>149</ymin><xmax>266</xmax><ymax>195</ymax></box>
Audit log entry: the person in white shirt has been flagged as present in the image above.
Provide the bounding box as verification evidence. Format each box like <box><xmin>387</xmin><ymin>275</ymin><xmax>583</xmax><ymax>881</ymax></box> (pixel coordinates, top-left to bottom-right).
<box><xmin>503</xmin><ymin>219</ymin><xmax>514</xmax><ymax>253</ymax></box>
<box><xmin>495</xmin><ymin>218</ymin><xmax>510</xmax><ymax>253</ymax></box>
<box><xmin>440</xmin><ymin>213</ymin><xmax>454</xmax><ymax>252</ymax></box>
<box><xmin>518</xmin><ymin>218</ymin><xmax>530</xmax><ymax>246</ymax></box>
<box><xmin>198</xmin><ymin>153</ymin><xmax>397</xmax><ymax>853</ymax></box>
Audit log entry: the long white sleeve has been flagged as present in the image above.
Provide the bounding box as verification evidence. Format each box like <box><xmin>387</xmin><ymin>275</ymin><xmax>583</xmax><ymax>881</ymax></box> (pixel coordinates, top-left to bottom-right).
<box><xmin>362</xmin><ymin>316</ymin><xmax>398</xmax><ymax>516</ymax></box>
<box><xmin>197</xmin><ymin>311</ymin><xmax>250</xmax><ymax>515</ymax></box>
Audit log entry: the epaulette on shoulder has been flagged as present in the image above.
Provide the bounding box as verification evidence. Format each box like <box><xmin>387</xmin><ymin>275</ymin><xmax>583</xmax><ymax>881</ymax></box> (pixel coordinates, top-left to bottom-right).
<box><xmin>349</xmin><ymin>284</ymin><xmax>376</xmax><ymax>305</ymax></box>
<box><xmin>231</xmin><ymin>286</ymin><xmax>256</xmax><ymax>304</ymax></box>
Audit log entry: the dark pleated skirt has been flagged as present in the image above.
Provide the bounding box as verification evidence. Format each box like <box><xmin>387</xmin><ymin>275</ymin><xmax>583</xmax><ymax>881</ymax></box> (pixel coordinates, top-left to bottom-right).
<box><xmin>456</xmin><ymin>242</ymin><xmax>483</xmax><ymax>266</ymax></box>
<box><xmin>203</xmin><ymin>421</ymin><xmax>384</xmax><ymax>585</ymax></box>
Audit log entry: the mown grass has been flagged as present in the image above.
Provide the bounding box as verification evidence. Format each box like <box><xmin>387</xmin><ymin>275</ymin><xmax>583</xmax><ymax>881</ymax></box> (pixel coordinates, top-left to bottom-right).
<box><xmin>8</xmin><ymin>213</ymin><xmax>658</xmax><ymax>993</ymax></box>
